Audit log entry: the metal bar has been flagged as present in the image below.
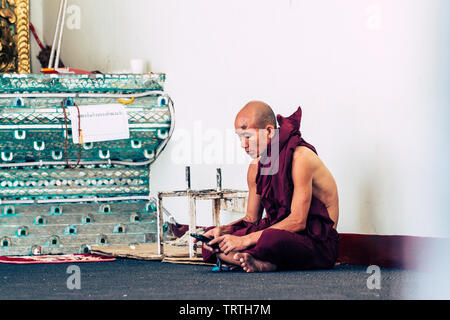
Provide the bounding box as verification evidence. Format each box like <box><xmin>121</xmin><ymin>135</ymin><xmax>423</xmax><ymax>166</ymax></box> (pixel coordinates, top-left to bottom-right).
<box><xmin>48</xmin><ymin>0</ymin><xmax>65</xmax><ymax>68</ymax></box>
<box><xmin>188</xmin><ymin>192</ymin><xmax>249</xmax><ymax>200</ymax></box>
<box><xmin>185</xmin><ymin>166</ymin><xmax>191</xmax><ymax>190</ymax></box>
<box><xmin>54</xmin><ymin>0</ymin><xmax>68</xmax><ymax>69</ymax></box>
<box><xmin>157</xmin><ymin>191</ymin><xmax>189</xmax><ymax>197</ymax></box>
<box><xmin>155</xmin><ymin>190</ymin><xmax>248</xmax><ymax>199</ymax></box>
<box><xmin>216</xmin><ymin>168</ymin><xmax>222</xmax><ymax>191</ymax></box>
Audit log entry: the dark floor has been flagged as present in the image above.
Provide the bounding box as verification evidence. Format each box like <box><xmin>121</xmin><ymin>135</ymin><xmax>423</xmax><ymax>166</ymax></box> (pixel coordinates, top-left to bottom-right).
<box><xmin>0</xmin><ymin>258</ymin><xmax>425</xmax><ymax>300</ymax></box>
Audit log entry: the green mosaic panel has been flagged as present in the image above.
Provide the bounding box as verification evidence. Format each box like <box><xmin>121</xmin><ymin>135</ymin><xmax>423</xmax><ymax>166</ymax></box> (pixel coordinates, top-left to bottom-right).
<box><xmin>0</xmin><ymin>73</ymin><xmax>165</xmax><ymax>93</ymax></box>
<box><xmin>0</xmin><ymin>73</ymin><xmax>173</xmax><ymax>256</ymax></box>
<box><xmin>0</xmin><ymin>95</ymin><xmax>171</xmax><ymax>163</ymax></box>
<box><xmin>0</xmin><ymin>164</ymin><xmax>150</xmax><ymax>200</ymax></box>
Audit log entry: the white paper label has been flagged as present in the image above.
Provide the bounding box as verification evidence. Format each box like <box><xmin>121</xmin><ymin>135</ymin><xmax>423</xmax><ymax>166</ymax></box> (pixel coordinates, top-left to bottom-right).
<box><xmin>68</xmin><ymin>104</ymin><xmax>130</xmax><ymax>144</ymax></box>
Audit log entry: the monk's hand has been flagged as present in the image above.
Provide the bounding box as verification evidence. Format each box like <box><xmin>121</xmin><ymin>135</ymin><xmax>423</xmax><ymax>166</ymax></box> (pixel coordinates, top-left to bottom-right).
<box><xmin>200</xmin><ymin>227</ymin><xmax>222</xmax><ymax>252</ymax></box>
<box><xmin>208</xmin><ymin>234</ymin><xmax>249</xmax><ymax>255</ymax></box>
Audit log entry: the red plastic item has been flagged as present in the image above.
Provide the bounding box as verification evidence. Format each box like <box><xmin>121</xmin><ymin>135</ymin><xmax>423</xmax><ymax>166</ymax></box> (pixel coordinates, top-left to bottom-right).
<box><xmin>41</xmin><ymin>67</ymin><xmax>93</xmax><ymax>75</ymax></box>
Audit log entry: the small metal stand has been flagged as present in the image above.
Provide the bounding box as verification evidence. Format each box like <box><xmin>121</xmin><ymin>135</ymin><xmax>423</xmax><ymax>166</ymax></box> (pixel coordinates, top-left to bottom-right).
<box><xmin>156</xmin><ymin>166</ymin><xmax>248</xmax><ymax>259</ymax></box>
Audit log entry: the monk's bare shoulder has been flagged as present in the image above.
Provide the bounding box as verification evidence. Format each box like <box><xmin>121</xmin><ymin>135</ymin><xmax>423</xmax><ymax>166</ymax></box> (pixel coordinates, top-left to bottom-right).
<box><xmin>294</xmin><ymin>145</ymin><xmax>318</xmax><ymax>157</ymax></box>
<box><xmin>293</xmin><ymin>146</ymin><xmax>339</xmax><ymax>227</ymax></box>
<box><xmin>292</xmin><ymin>145</ymin><xmax>335</xmax><ymax>188</ymax></box>
<box><xmin>292</xmin><ymin>146</ymin><xmax>317</xmax><ymax>170</ymax></box>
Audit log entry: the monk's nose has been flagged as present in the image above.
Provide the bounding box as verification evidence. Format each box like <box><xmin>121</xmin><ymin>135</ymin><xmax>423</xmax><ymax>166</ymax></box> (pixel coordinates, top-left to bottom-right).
<box><xmin>240</xmin><ymin>137</ymin><xmax>248</xmax><ymax>149</ymax></box>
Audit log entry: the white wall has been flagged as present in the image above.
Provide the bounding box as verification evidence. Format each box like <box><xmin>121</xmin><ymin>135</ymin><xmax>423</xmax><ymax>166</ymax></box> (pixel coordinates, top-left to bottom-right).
<box><xmin>29</xmin><ymin>0</ymin><xmax>44</xmax><ymax>73</ymax></box>
<box><xmin>34</xmin><ymin>0</ymin><xmax>450</xmax><ymax>237</ymax></box>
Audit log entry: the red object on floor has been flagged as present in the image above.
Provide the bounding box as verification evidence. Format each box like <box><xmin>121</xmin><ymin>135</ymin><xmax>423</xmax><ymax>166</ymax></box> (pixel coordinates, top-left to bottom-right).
<box><xmin>0</xmin><ymin>254</ymin><xmax>116</xmax><ymax>264</ymax></box>
<box><xmin>336</xmin><ymin>233</ymin><xmax>443</xmax><ymax>270</ymax></box>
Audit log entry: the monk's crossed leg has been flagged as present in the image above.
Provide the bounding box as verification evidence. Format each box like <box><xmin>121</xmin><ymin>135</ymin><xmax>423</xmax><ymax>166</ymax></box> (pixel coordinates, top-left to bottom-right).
<box><xmin>215</xmin><ymin>228</ymin><xmax>317</xmax><ymax>272</ymax></box>
<box><xmin>238</xmin><ymin>228</ymin><xmax>319</xmax><ymax>271</ymax></box>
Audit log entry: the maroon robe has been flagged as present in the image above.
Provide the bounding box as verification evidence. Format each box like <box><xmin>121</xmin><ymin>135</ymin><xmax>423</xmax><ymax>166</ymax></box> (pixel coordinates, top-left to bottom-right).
<box><xmin>202</xmin><ymin>107</ymin><xmax>339</xmax><ymax>270</ymax></box>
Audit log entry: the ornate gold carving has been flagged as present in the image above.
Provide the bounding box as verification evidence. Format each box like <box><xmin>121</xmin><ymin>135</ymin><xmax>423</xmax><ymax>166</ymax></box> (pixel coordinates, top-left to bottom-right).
<box><xmin>14</xmin><ymin>0</ymin><xmax>29</xmax><ymax>73</ymax></box>
<box><xmin>0</xmin><ymin>0</ymin><xmax>30</xmax><ymax>73</ymax></box>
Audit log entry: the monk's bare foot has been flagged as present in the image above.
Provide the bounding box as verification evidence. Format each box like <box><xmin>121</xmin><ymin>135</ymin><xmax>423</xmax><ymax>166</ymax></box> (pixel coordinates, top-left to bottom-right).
<box><xmin>233</xmin><ymin>253</ymin><xmax>277</xmax><ymax>272</ymax></box>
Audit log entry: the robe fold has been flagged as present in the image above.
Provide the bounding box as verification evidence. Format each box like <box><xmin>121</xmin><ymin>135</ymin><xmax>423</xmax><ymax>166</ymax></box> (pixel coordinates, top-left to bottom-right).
<box><xmin>202</xmin><ymin>107</ymin><xmax>339</xmax><ymax>270</ymax></box>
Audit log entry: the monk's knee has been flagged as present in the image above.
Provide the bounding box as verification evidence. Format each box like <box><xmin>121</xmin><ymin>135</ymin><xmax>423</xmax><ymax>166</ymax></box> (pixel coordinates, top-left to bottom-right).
<box><xmin>257</xmin><ymin>228</ymin><xmax>294</xmax><ymax>253</ymax></box>
<box><xmin>254</xmin><ymin>229</ymin><xmax>333</xmax><ymax>270</ymax></box>
<box><xmin>259</xmin><ymin>228</ymin><xmax>279</xmax><ymax>242</ymax></box>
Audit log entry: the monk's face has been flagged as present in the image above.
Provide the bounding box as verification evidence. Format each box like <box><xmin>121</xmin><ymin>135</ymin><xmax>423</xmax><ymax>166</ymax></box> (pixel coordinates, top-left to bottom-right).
<box><xmin>234</xmin><ymin>114</ymin><xmax>275</xmax><ymax>159</ymax></box>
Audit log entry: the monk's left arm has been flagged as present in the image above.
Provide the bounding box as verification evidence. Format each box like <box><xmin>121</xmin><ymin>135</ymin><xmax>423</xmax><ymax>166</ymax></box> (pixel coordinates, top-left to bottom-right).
<box><xmin>243</xmin><ymin>149</ymin><xmax>313</xmax><ymax>247</ymax></box>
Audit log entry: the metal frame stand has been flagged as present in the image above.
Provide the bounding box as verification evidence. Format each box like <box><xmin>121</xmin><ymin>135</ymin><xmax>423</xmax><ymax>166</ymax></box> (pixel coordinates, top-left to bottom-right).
<box><xmin>157</xmin><ymin>166</ymin><xmax>248</xmax><ymax>259</ymax></box>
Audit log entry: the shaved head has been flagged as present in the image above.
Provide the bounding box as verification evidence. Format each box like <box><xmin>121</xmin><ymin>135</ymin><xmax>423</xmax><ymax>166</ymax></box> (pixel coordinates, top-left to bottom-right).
<box><xmin>235</xmin><ymin>101</ymin><xmax>277</xmax><ymax>130</ymax></box>
<box><xmin>234</xmin><ymin>101</ymin><xmax>277</xmax><ymax>159</ymax></box>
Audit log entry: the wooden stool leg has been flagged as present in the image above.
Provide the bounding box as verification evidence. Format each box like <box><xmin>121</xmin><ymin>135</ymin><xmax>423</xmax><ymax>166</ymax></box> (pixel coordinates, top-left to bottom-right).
<box><xmin>188</xmin><ymin>195</ymin><xmax>196</xmax><ymax>258</ymax></box>
<box><xmin>212</xmin><ymin>198</ymin><xmax>221</xmax><ymax>226</ymax></box>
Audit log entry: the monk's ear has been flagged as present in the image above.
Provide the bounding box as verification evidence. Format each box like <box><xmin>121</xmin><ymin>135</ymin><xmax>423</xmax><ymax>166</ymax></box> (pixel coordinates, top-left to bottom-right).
<box><xmin>266</xmin><ymin>125</ymin><xmax>276</xmax><ymax>139</ymax></box>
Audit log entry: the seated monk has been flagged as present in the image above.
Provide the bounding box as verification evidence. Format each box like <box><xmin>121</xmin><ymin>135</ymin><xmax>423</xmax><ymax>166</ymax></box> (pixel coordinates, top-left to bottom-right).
<box><xmin>198</xmin><ymin>101</ymin><xmax>339</xmax><ymax>272</ymax></box>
